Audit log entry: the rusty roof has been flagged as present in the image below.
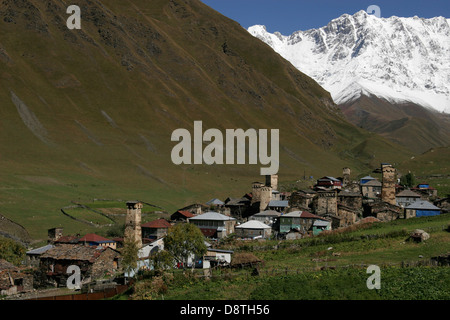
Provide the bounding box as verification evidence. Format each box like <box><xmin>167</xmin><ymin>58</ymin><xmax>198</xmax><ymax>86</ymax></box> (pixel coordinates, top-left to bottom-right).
<box><xmin>141</xmin><ymin>218</ymin><xmax>172</xmax><ymax>229</ymax></box>
<box><xmin>78</xmin><ymin>233</ymin><xmax>115</xmax><ymax>243</ymax></box>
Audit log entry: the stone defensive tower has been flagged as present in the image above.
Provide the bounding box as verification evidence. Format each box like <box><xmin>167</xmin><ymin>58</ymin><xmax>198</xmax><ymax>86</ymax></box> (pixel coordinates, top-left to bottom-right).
<box><xmin>251</xmin><ymin>182</ymin><xmax>264</xmax><ymax>204</ymax></box>
<box><xmin>381</xmin><ymin>163</ymin><xmax>397</xmax><ymax>205</ymax></box>
<box><xmin>265</xmin><ymin>174</ymin><xmax>279</xmax><ymax>191</ymax></box>
<box><xmin>124</xmin><ymin>201</ymin><xmax>143</xmax><ymax>248</ymax></box>
<box><xmin>259</xmin><ymin>186</ymin><xmax>273</xmax><ymax>212</ymax></box>
<box><xmin>342</xmin><ymin>167</ymin><xmax>351</xmax><ymax>187</ymax></box>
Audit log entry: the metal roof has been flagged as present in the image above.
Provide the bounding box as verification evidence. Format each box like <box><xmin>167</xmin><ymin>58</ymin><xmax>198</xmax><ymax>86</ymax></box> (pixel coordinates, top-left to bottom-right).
<box><xmin>206</xmin><ymin>198</ymin><xmax>225</xmax><ymax>205</ymax></box>
<box><xmin>405</xmin><ymin>200</ymin><xmax>440</xmax><ymax>210</ymax></box>
<box><xmin>188</xmin><ymin>211</ymin><xmax>236</xmax><ymax>221</ymax></box>
<box><xmin>26</xmin><ymin>244</ymin><xmax>55</xmax><ymax>255</ymax></box>
<box><xmin>252</xmin><ymin>210</ymin><xmax>281</xmax><ymax>217</ymax></box>
<box><xmin>396</xmin><ymin>189</ymin><xmax>421</xmax><ymax>198</ymax></box>
<box><xmin>313</xmin><ymin>220</ymin><xmax>331</xmax><ymax>227</ymax></box>
<box><xmin>268</xmin><ymin>200</ymin><xmax>289</xmax><ymax>207</ymax></box>
<box><xmin>236</xmin><ymin>220</ymin><xmax>271</xmax><ymax>229</ymax></box>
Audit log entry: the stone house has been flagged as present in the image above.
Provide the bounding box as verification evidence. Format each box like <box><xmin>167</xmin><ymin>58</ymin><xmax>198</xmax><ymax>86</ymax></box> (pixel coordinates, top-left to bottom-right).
<box><xmin>365</xmin><ymin>201</ymin><xmax>403</xmax><ymax>222</ymax></box>
<box><xmin>224</xmin><ymin>197</ymin><xmax>251</xmax><ymax>218</ymax></box>
<box><xmin>361</xmin><ymin>179</ymin><xmax>382</xmax><ymax>199</ymax></box>
<box><xmin>396</xmin><ymin>189</ymin><xmax>422</xmax><ymax>208</ymax></box>
<box><xmin>25</xmin><ymin>244</ymin><xmax>54</xmax><ymax>267</ymax></box>
<box><xmin>337</xmin><ymin>204</ymin><xmax>360</xmax><ymax>227</ymax></box>
<box><xmin>235</xmin><ymin>220</ymin><xmax>272</xmax><ymax>239</ymax></box>
<box><xmin>411</xmin><ymin>183</ymin><xmax>438</xmax><ymax>199</ymax></box>
<box><xmin>279</xmin><ymin>210</ymin><xmax>329</xmax><ymax>234</ymax></box>
<box><xmin>289</xmin><ymin>189</ymin><xmax>316</xmax><ymax>210</ymax></box>
<box><xmin>405</xmin><ymin>201</ymin><xmax>441</xmax><ymax>219</ymax></box>
<box><xmin>141</xmin><ymin>218</ymin><xmax>172</xmax><ymax>240</ymax></box>
<box><xmin>188</xmin><ymin>211</ymin><xmax>236</xmax><ymax>239</ymax></box>
<box><xmin>266</xmin><ymin>200</ymin><xmax>289</xmax><ymax>212</ymax></box>
<box><xmin>38</xmin><ymin>244</ymin><xmax>121</xmax><ymax>287</ymax></box>
<box><xmin>338</xmin><ymin>190</ymin><xmax>363</xmax><ymax>210</ymax></box>
<box><xmin>249</xmin><ymin>210</ymin><xmax>280</xmax><ymax>226</ymax></box>
<box><xmin>314</xmin><ymin>190</ymin><xmax>338</xmax><ymax>216</ymax></box>
<box><xmin>0</xmin><ymin>259</ymin><xmax>34</xmax><ymax>296</ymax></box>
<box><xmin>434</xmin><ymin>197</ymin><xmax>450</xmax><ymax>214</ymax></box>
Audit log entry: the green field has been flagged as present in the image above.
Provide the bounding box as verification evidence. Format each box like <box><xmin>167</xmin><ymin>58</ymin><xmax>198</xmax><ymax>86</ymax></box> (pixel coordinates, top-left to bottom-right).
<box><xmin>121</xmin><ymin>214</ymin><xmax>450</xmax><ymax>300</ymax></box>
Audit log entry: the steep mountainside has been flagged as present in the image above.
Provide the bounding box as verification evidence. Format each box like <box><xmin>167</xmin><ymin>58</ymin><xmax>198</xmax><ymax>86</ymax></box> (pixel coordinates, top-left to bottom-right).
<box><xmin>248</xmin><ymin>11</ymin><xmax>450</xmax><ymax>153</ymax></box>
<box><xmin>0</xmin><ymin>0</ymin><xmax>411</xmax><ymax>240</ymax></box>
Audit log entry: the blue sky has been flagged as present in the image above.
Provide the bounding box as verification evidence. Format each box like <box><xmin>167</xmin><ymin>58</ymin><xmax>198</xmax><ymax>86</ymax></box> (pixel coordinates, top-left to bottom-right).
<box><xmin>201</xmin><ymin>0</ymin><xmax>450</xmax><ymax>35</ymax></box>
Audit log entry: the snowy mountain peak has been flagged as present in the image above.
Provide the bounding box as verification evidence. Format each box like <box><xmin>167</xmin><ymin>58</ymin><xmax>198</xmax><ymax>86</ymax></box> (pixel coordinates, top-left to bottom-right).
<box><xmin>248</xmin><ymin>12</ymin><xmax>450</xmax><ymax>113</ymax></box>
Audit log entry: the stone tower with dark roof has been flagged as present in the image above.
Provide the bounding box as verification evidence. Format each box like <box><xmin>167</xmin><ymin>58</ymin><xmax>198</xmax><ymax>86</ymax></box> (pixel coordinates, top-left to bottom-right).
<box><xmin>124</xmin><ymin>201</ymin><xmax>143</xmax><ymax>248</ymax></box>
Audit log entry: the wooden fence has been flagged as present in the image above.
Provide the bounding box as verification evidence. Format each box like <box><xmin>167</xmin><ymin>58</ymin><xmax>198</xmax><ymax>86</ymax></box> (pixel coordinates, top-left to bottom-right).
<box><xmin>26</xmin><ymin>284</ymin><xmax>130</xmax><ymax>301</ymax></box>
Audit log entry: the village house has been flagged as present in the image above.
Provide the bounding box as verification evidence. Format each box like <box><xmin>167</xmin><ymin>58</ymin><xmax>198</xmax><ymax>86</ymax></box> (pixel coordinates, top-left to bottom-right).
<box><xmin>201</xmin><ymin>248</ymin><xmax>234</xmax><ymax>269</ymax></box>
<box><xmin>396</xmin><ymin>189</ymin><xmax>422</xmax><ymax>208</ymax></box>
<box><xmin>360</xmin><ymin>175</ymin><xmax>377</xmax><ymax>185</ymax></box>
<box><xmin>312</xmin><ymin>220</ymin><xmax>332</xmax><ymax>235</ymax></box>
<box><xmin>411</xmin><ymin>183</ymin><xmax>438</xmax><ymax>199</ymax></box>
<box><xmin>405</xmin><ymin>200</ymin><xmax>441</xmax><ymax>219</ymax></box>
<box><xmin>361</xmin><ymin>179</ymin><xmax>382</xmax><ymax>199</ymax></box>
<box><xmin>125</xmin><ymin>237</ymin><xmax>165</xmax><ymax>277</ymax></box>
<box><xmin>178</xmin><ymin>203</ymin><xmax>209</xmax><ymax>216</ymax></box>
<box><xmin>224</xmin><ymin>197</ymin><xmax>251</xmax><ymax>218</ymax></box>
<box><xmin>25</xmin><ymin>244</ymin><xmax>54</xmax><ymax>267</ymax></box>
<box><xmin>266</xmin><ymin>200</ymin><xmax>289</xmax><ymax>212</ymax></box>
<box><xmin>338</xmin><ymin>190</ymin><xmax>363</xmax><ymax>210</ymax></box>
<box><xmin>141</xmin><ymin>218</ymin><xmax>172</xmax><ymax>240</ymax></box>
<box><xmin>248</xmin><ymin>210</ymin><xmax>280</xmax><ymax>225</ymax></box>
<box><xmin>78</xmin><ymin>233</ymin><xmax>117</xmax><ymax>249</ymax></box>
<box><xmin>364</xmin><ymin>201</ymin><xmax>403</xmax><ymax>222</ymax></box>
<box><xmin>235</xmin><ymin>220</ymin><xmax>272</xmax><ymax>239</ymax></box>
<box><xmin>188</xmin><ymin>211</ymin><xmax>236</xmax><ymax>239</ymax></box>
<box><xmin>279</xmin><ymin>210</ymin><xmax>329</xmax><ymax>235</ymax></box>
<box><xmin>170</xmin><ymin>210</ymin><xmax>196</xmax><ymax>222</ymax></box>
<box><xmin>434</xmin><ymin>196</ymin><xmax>450</xmax><ymax>214</ymax></box>
<box><xmin>206</xmin><ymin>198</ymin><xmax>225</xmax><ymax>207</ymax></box>
<box><xmin>337</xmin><ymin>204</ymin><xmax>360</xmax><ymax>227</ymax></box>
<box><xmin>313</xmin><ymin>190</ymin><xmax>338</xmax><ymax>216</ymax></box>
<box><xmin>38</xmin><ymin>244</ymin><xmax>121</xmax><ymax>288</ymax></box>
<box><xmin>315</xmin><ymin>176</ymin><xmax>342</xmax><ymax>190</ymax></box>
<box><xmin>0</xmin><ymin>259</ymin><xmax>34</xmax><ymax>296</ymax></box>
<box><xmin>288</xmin><ymin>189</ymin><xmax>316</xmax><ymax>211</ymax></box>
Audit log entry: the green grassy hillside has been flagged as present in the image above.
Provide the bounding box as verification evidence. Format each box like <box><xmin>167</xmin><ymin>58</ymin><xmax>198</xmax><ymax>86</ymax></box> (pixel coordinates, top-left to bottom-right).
<box><xmin>0</xmin><ymin>0</ymin><xmax>414</xmax><ymax>241</ymax></box>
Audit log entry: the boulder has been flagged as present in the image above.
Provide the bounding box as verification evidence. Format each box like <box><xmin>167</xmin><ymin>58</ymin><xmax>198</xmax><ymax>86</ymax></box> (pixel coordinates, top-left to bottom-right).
<box><xmin>410</xmin><ymin>229</ymin><xmax>430</xmax><ymax>242</ymax></box>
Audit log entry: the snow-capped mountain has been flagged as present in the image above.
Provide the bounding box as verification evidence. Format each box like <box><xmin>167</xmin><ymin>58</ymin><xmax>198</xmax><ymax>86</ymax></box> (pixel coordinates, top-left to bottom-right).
<box><xmin>248</xmin><ymin>10</ymin><xmax>450</xmax><ymax>113</ymax></box>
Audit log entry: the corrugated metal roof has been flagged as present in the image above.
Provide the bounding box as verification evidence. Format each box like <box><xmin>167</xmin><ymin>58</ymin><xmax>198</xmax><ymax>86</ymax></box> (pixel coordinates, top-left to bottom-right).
<box><xmin>188</xmin><ymin>211</ymin><xmax>236</xmax><ymax>221</ymax></box>
<box><xmin>396</xmin><ymin>189</ymin><xmax>421</xmax><ymax>198</ymax></box>
<box><xmin>252</xmin><ymin>210</ymin><xmax>281</xmax><ymax>217</ymax></box>
<box><xmin>26</xmin><ymin>244</ymin><xmax>54</xmax><ymax>255</ymax></box>
<box><xmin>405</xmin><ymin>201</ymin><xmax>440</xmax><ymax>210</ymax></box>
<box><xmin>268</xmin><ymin>200</ymin><xmax>289</xmax><ymax>207</ymax></box>
<box><xmin>206</xmin><ymin>198</ymin><xmax>225</xmax><ymax>205</ymax></box>
<box><xmin>313</xmin><ymin>220</ymin><xmax>330</xmax><ymax>227</ymax></box>
<box><xmin>236</xmin><ymin>220</ymin><xmax>271</xmax><ymax>229</ymax></box>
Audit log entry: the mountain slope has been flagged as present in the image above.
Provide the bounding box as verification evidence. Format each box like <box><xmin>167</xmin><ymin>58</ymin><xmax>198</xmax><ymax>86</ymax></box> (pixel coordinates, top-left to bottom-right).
<box><xmin>340</xmin><ymin>95</ymin><xmax>450</xmax><ymax>153</ymax></box>
<box><xmin>248</xmin><ymin>11</ymin><xmax>450</xmax><ymax>152</ymax></box>
<box><xmin>0</xmin><ymin>0</ymin><xmax>411</xmax><ymax>240</ymax></box>
<box><xmin>248</xmin><ymin>10</ymin><xmax>450</xmax><ymax>113</ymax></box>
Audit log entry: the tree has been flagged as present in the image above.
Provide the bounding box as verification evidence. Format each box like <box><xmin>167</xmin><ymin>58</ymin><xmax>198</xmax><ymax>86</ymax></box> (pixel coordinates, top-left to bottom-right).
<box><xmin>0</xmin><ymin>238</ymin><xmax>26</xmax><ymax>265</ymax></box>
<box><xmin>400</xmin><ymin>172</ymin><xmax>416</xmax><ymax>188</ymax></box>
<box><xmin>163</xmin><ymin>223</ymin><xmax>207</xmax><ymax>270</ymax></box>
<box><xmin>121</xmin><ymin>239</ymin><xmax>140</xmax><ymax>278</ymax></box>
